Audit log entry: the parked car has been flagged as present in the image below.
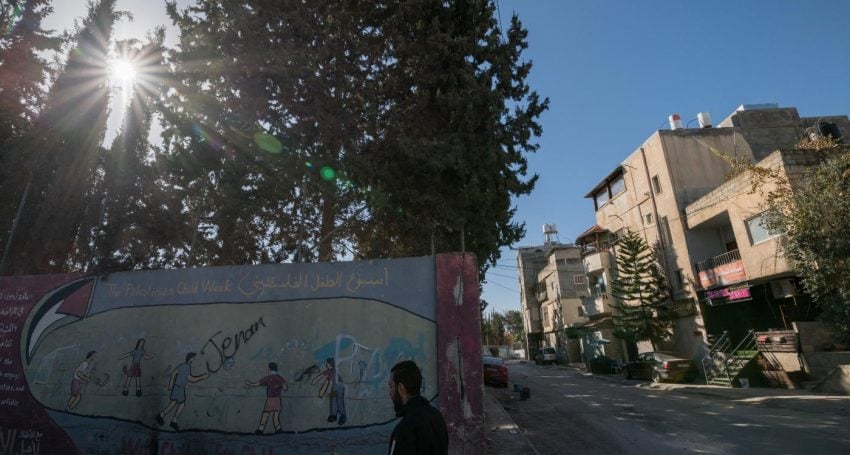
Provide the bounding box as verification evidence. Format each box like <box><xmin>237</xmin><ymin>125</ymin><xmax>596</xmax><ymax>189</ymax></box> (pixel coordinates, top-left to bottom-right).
<box><xmin>534</xmin><ymin>347</ymin><xmax>557</xmax><ymax>365</ymax></box>
<box><xmin>622</xmin><ymin>352</ymin><xmax>698</xmax><ymax>383</ymax></box>
<box><xmin>483</xmin><ymin>355</ymin><xmax>508</xmax><ymax>387</ymax></box>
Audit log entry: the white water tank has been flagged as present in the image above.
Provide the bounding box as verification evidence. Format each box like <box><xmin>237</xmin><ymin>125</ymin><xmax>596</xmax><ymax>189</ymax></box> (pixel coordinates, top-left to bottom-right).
<box><xmin>697</xmin><ymin>112</ymin><xmax>712</xmax><ymax>128</ymax></box>
<box><xmin>669</xmin><ymin>114</ymin><xmax>683</xmax><ymax>130</ymax></box>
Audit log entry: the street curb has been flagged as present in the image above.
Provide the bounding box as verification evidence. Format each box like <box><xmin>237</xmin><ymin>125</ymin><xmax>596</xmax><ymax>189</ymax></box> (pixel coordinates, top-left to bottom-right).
<box><xmin>483</xmin><ymin>387</ymin><xmax>540</xmax><ymax>455</ymax></box>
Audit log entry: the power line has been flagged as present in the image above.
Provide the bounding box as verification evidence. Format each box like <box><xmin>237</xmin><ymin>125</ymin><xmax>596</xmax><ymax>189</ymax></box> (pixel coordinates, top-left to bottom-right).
<box><xmin>484</xmin><ymin>279</ymin><xmax>521</xmax><ymax>294</ymax></box>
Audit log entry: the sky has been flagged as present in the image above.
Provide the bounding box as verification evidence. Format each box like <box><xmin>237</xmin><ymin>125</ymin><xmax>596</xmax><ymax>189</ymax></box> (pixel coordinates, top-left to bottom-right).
<box><xmin>43</xmin><ymin>1</ymin><xmax>850</xmax><ymax>314</ymax></box>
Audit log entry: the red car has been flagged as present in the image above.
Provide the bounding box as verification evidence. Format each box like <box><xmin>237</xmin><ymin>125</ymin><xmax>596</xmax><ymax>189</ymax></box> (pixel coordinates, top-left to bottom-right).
<box><xmin>483</xmin><ymin>355</ymin><xmax>508</xmax><ymax>387</ymax></box>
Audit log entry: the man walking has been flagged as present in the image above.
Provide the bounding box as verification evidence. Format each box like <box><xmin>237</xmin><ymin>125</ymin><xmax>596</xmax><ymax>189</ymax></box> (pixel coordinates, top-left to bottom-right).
<box><xmin>245</xmin><ymin>362</ymin><xmax>288</xmax><ymax>434</ymax></box>
<box><xmin>387</xmin><ymin>360</ymin><xmax>448</xmax><ymax>454</ymax></box>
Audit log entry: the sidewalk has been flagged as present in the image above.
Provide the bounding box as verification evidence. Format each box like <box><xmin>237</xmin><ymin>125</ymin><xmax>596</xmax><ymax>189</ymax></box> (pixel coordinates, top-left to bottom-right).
<box><xmin>573</xmin><ymin>365</ymin><xmax>850</xmax><ymax>416</ymax></box>
<box><xmin>483</xmin><ymin>386</ymin><xmax>539</xmax><ymax>454</ymax></box>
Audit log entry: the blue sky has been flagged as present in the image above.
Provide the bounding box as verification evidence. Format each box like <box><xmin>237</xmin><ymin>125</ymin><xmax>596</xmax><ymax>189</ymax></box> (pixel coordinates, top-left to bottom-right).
<box><xmin>45</xmin><ymin>2</ymin><xmax>850</xmax><ymax>314</ymax></box>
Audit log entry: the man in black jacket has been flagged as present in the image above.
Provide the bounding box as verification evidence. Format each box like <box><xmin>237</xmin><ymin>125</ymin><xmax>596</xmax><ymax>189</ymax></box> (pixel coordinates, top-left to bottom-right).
<box><xmin>388</xmin><ymin>360</ymin><xmax>449</xmax><ymax>454</ymax></box>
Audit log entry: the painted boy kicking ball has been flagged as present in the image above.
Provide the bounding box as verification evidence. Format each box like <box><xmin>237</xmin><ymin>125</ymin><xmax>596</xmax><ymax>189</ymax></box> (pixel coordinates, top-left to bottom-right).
<box><xmin>245</xmin><ymin>362</ymin><xmax>289</xmax><ymax>434</ymax></box>
<box><xmin>156</xmin><ymin>352</ymin><xmax>209</xmax><ymax>430</ymax></box>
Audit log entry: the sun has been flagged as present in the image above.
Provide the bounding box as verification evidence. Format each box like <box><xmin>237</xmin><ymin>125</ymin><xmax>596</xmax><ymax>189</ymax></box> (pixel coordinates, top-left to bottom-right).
<box><xmin>109</xmin><ymin>59</ymin><xmax>137</xmax><ymax>86</ymax></box>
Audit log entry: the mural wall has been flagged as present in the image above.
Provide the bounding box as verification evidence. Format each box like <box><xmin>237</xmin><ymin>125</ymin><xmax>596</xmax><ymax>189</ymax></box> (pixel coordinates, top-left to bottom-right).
<box><xmin>0</xmin><ymin>254</ymin><xmax>483</xmax><ymax>454</ymax></box>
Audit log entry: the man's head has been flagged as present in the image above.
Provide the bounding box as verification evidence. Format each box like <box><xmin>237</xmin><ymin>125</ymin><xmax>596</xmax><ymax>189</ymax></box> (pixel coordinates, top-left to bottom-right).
<box><xmin>186</xmin><ymin>352</ymin><xmax>197</xmax><ymax>364</ymax></box>
<box><xmin>268</xmin><ymin>362</ymin><xmax>278</xmax><ymax>373</ymax></box>
<box><xmin>85</xmin><ymin>350</ymin><xmax>97</xmax><ymax>361</ymax></box>
<box><xmin>388</xmin><ymin>360</ymin><xmax>422</xmax><ymax>413</ymax></box>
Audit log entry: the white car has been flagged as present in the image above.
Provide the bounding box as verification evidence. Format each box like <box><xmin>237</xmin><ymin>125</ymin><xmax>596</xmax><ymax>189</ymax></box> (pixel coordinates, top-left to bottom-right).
<box><xmin>534</xmin><ymin>347</ymin><xmax>557</xmax><ymax>365</ymax></box>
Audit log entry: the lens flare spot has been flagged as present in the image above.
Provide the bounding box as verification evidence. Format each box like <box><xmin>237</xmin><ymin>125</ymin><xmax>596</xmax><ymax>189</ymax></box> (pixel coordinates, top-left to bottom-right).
<box><xmin>320</xmin><ymin>166</ymin><xmax>336</xmax><ymax>181</ymax></box>
<box><xmin>109</xmin><ymin>59</ymin><xmax>137</xmax><ymax>85</ymax></box>
<box><xmin>305</xmin><ymin>162</ymin><xmax>313</xmax><ymax>168</ymax></box>
<box><xmin>253</xmin><ymin>132</ymin><xmax>282</xmax><ymax>154</ymax></box>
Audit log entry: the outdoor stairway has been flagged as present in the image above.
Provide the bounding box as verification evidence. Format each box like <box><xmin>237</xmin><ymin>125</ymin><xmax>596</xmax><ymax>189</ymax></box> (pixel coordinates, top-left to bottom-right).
<box><xmin>702</xmin><ymin>331</ymin><xmax>759</xmax><ymax>387</ymax></box>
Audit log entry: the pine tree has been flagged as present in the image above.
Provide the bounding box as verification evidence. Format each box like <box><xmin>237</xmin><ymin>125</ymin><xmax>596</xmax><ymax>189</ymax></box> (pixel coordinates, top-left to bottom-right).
<box><xmin>609</xmin><ymin>230</ymin><xmax>673</xmax><ymax>350</ymax></box>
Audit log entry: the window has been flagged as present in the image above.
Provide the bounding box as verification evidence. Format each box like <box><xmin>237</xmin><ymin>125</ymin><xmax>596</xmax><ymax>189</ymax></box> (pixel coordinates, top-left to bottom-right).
<box><xmin>745</xmin><ymin>213</ymin><xmax>780</xmax><ymax>245</ymax></box>
<box><xmin>651</xmin><ymin>175</ymin><xmax>662</xmax><ymax>194</ymax></box>
<box><xmin>578</xmin><ymin>306</ymin><xmax>585</xmax><ymax>317</ymax></box>
<box><xmin>543</xmin><ymin>307</ymin><xmax>549</xmax><ymax>325</ymax></box>
<box><xmin>645</xmin><ymin>213</ymin><xmax>653</xmax><ymax>225</ymax></box>
<box><xmin>573</xmin><ymin>274</ymin><xmax>587</xmax><ymax>285</ymax></box>
<box><xmin>594</xmin><ymin>189</ymin><xmax>609</xmax><ymax>208</ymax></box>
<box><xmin>610</xmin><ymin>175</ymin><xmax>626</xmax><ymax>197</ymax></box>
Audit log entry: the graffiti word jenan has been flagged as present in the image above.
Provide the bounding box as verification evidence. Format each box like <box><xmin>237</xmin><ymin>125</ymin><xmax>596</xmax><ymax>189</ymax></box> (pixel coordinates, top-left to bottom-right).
<box><xmin>201</xmin><ymin>316</ymin><xmax>267</xmax><ymax>373</ymax></box>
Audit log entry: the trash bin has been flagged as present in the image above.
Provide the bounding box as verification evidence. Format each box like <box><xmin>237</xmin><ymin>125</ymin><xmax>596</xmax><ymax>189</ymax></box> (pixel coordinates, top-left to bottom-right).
<box><xmin>589</xmin><ymin>356</ymin><xmax>616</xmax><ymax>374</ymax></box>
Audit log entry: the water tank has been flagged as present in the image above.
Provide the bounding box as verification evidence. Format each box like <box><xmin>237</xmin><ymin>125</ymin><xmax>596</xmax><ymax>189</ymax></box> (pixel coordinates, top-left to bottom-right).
<box><xmin>697</xmin><ymin>112</ymin><xmax>712</xmax><ymax>128</ymax></box>
<box><xmin>818</xmin><ymin>122</ymin><xmax>843</xmax><ymax>141</ymax></box>
<box><xmin>543</xmin><ymin>224</ymin><xmax>559</xmax><ymax>235</ymax></box>
<box><xmin>668</xmin><ymin>114</ymin><xmax>683</xmax><ymax>130</ymax></box>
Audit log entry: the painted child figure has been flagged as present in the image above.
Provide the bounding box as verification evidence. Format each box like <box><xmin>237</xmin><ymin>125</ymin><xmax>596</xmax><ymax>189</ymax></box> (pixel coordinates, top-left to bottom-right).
<box><xmin>118</xmin><ymin>338</ymin><xmax>155</xmax><ymax>396</ymax></box>
<box><xmin>311</xmin><ymin>357</ymin><xmax>346</xmax><ymax>425</ymax></box>
<box><xmin>66</xmin><ymin>350</ymin><xmax>96</xmax><ymax>411</ymax></box>
<box><xmin>245</xmin><ymin>362</ymin><xmax>288</xmax><ymax>434</ymax></box>
<box><xmin>156</xmin><ymin>352</ymin><xmax>209</xmax><ymax>430</ymax></box>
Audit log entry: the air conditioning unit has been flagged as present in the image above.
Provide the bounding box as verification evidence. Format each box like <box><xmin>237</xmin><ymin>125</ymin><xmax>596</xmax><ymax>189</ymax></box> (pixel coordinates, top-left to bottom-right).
<box><xmin>770</xmin><ymin>279</ymin><xmax>797</xmax><ymax>298</ymax></box>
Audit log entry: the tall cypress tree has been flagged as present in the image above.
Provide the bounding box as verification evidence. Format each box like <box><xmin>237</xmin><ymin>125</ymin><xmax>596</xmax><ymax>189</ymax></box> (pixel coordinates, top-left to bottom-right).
<box><xmin>350</xmin><ymin>0</ymin><xmax>548</xmax><ymax>275</ymax></box>
<box><xmin>2</xmin><ymin>0</ymin><xmax>117</xmax><ymax>274</ymax></box>
<box><xmin>90</xmin><ymin>34</ymin><xmax>167</xmax><ymax>272</ymax></box>
<box><xmin>609</xmin><ymin>230</ymin><xmax>673</xmax><ymax>350</ymax></box>
<box><xmin>0</xmin><ymin>0</ymin><xmax>61</xmax><ymax>270</ymax></box>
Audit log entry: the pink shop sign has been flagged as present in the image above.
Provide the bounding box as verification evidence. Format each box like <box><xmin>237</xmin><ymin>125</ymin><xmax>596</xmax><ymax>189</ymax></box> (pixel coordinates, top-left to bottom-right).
<box><xmin>706</xmin><ymin>286</ymin><xmax>751</xmax><ymax>301</ymax></box>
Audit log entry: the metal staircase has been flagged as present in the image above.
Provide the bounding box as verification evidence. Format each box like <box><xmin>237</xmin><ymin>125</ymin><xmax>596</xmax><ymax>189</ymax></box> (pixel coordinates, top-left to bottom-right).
<box><xmin>702</xmin><ymin>330</ymin><xmax>759</xmax><ymax>387</ymax></box>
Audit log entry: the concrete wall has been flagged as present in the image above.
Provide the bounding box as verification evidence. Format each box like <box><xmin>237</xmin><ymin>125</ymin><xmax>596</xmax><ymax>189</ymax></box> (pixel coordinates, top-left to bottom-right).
<box><xmin>812</xmin><ymin>365</ymin><xmax>850</xmax><ymax>395</ymax></box>
<box><xmin>795</xmin><ymin>321</ymin><xmax>848</xmax><ymax>353</ymax></box>
<box><xmin>0</xmin><ymin>255</ymin><xmax>483</xmax><ymax>454</ymax></box>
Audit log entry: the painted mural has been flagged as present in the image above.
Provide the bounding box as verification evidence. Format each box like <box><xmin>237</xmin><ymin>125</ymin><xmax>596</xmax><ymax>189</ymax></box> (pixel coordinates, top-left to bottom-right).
<box><xmin>0</xmin><ymin>255</ymin><xmax>483</xmax><ymax>455</ymax></box>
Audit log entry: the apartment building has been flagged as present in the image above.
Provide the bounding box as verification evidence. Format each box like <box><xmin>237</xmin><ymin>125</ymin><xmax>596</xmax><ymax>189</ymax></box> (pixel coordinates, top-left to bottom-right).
<box><xmin>576</xmin><ymin>104</ymin><xmax>849</xmax><ymax>362</ymax></box>
<box><xmin>516</xmin><ymin>226</ymin><xmax>587</xmax><ymax>361</ymax></box>
<box><xmin>537</xmin><ymin>245</ymin><xmax>587</xmax><ymax>361</ymax></box>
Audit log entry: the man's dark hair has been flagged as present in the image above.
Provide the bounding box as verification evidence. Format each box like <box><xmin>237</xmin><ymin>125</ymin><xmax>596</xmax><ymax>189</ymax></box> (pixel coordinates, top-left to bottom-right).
<box><xmin>185</xmin><ymin>352</ymin><xmax>197</xmax><ymax>363</ymax></box>
<box><xmin>269</xmin><ymin>362</ymin><xmax>278</xmax><ymax>372</ymax></box>
<box><xmin>85</xmin><ymin>350</ymin><xmax>96</xmax><ymax>360</ymax></box>
<box><xmin>391</xmin><ymin>360</ymin><xmax>422</xmax><ymax>396</ymax></box>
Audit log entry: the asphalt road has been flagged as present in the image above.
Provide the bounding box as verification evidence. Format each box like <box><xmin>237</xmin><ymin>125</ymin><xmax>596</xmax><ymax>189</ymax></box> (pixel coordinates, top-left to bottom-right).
<box><xmin>493</xmin><ymin>362</ymin><xmax>850</xmax><ymax>455</ymax></box>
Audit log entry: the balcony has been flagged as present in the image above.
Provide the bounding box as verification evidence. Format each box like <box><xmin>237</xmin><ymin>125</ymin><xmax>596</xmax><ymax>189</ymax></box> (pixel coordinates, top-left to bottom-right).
<box><xmin>583</xmin><ymin>249</ymin><xmax>613</xmax><ymax>274</ymax></box>
<box><xmin>696</xmin><ymin>249</ymin><xmax>747</xmax><ymax>289</ymax></box>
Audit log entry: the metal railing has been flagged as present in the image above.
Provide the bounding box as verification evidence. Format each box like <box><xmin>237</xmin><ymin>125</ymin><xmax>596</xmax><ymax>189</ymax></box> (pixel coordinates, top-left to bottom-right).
<box><xmin>702</xmin><ymin>330</ymin><xmax>759</xmax><ymax>386</ymax></box>
<box><xmin>695</xmin><ymin>249</ymin><xmax>741</xmax><ymax>273</ymax></box>
<box><xmin>702</xmin><ymin>331</ymin><xmax>730</xmax><ymax>384</ymax></box>
<box><xmin>579</xmin><ymin>240</ymin><xmax>615</xmax><ymax>258</ymax></box>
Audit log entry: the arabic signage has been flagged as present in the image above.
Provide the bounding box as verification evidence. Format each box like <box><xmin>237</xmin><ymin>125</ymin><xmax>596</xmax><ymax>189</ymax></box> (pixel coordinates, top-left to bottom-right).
<box><xmin>704</xmin><ymin>284</ymin><xmax>751</xmax><ymax>306</ymax></box>
<box><xmin>91</xmin><ymin>256</ymin><xmax>436</xmax><ymax>320</ymax></box>
<box><xmin>698</xmin><ymin>259</ymin><xmax>747</xmax><ymax>289</ymax></box>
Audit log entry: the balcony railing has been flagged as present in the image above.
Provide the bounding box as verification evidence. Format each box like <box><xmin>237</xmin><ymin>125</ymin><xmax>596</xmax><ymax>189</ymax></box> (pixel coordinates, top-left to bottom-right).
<box><xmin>696</xmin><ymin>249</ymin><xmax>747</xmax><ymax>289</ymax></box>
<box><xmin>696</xmin><ymin>249</ymin><xmax>741</xmax><ymax>273</ymax></box>
<box><xmin>579</xmin><ymin>240</ymin><xmax>615</xmax><ymax>258</ymax></box>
